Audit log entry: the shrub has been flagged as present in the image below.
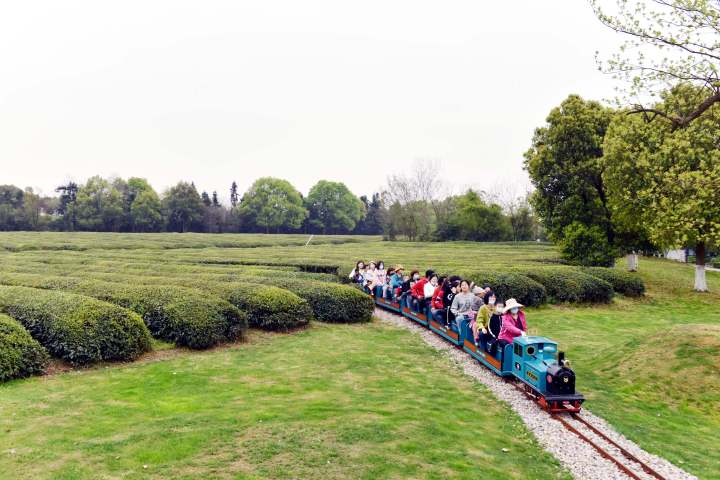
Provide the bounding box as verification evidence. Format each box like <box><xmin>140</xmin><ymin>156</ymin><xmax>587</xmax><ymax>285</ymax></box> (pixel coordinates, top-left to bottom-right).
<box><xmin>263</xmin><ymin>279</ymin><xmax>374</xmax><ymax>323</ymax></box>
<box><xmin>713</xmin><ymin>258</ymin><xmax>720</xmax><ymax>269</ymax></box>
<box><xmin>0</xmin><ymin>274</ymin><xmax>247</xmax><ymax>349</ymax></box>
<box><xmin>211</xmin><ymin>283</ymin><xmax>313</xmax><ymax>331</ymax></box>
<box><xmin>560</xmin><ymin>222</ymin><xmax>618</xmax><ymax>267</ymax></box>
<box><xmin>583</xmin><ymin>267</ymin><xmax>645</xmax><ymax>297</ymax></box>
<box><xmin>0</xmin><ymin>313</ymin><xmax>50</xmax><ymax>382</ymax></box>
<box><xmin>455</xmin><ymin>270</ymin><xmax>547</xmax><ymax>307</ymax></box>
<box><xmin>516</xmin><ymin>267</ymin><xmax>614</xmax><ymax>303</ymax></box>
<box><xmin>0</xmin><ymin>286</ymin><xmax>151</xmax><ymax>365</ymax></box>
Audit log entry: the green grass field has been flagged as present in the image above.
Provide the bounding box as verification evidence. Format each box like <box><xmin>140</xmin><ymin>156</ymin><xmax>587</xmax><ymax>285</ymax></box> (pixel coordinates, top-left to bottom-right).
<box><xmin>0</xmin><ymin>323</ymin><xmax>569</xmax><ymax>480</ymax></box>
<box><xmin>0</xmin><ymin>233</ymin><xmax>717</xmax><ymax>478</ymax></box>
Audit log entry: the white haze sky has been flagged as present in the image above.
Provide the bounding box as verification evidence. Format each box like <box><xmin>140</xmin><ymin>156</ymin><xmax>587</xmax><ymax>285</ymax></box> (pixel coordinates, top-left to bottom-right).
<box><xmin>0</xmin><ymin>1</ymin><xmax>623</xmax><ymax>203</ymax></box>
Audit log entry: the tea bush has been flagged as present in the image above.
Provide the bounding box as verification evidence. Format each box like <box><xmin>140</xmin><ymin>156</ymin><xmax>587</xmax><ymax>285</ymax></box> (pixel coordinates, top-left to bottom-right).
<box><xmin>0</xmin><ymin>274</ymin><xmax>247</xmax><ymax>349</ymax></box>
<box><xmin>265</xmin><ymin>279</ymin><xmax>374</xmax><ymax>323</ymax></box>
<box><xmin>211</xmin><ymin>283</ymin><xmax>313</xmax><ymax>331</ymax></box>
<box><xmin>0</xmin><ymin>313</ymin><xmax>49</xmax><ymax>382</ymax></box>
<box><xmin>0</xmin><ymin>286</ymin><xmax>151</xmax><ymax>365</ymax></box>
<box><xmin>516</xmin><ymin>267</ymin><xmax>614</xmax><ymax>303</ymax></box>
<box><xmin>583</xmin><ymin>267</ymin><xmax>645</xmax><ymax>297</ymax></box>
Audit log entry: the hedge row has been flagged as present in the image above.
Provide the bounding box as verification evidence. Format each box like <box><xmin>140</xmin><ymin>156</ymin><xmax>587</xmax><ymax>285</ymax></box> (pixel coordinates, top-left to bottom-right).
<box><xmin>455</xmin><ymin>270</ymin><xmax>547</xmax><ymax>307</ymax></box>
<box><xmin>0</xmin><ymin>286</ymin><xmax>151</xmax><ymax>365</ymax></box>
<box><xmin>0</xmin><ymin>274</ymin><xmax>247</xmax><ymax>349</ymax></box>
<box><xmin>0</xmin><ymin>313</ymin><xmax>49</xmax><ymax>382</ymax></box>
<box><xmin>259</xmin><ymin>278</ymin><xmax>374</xmax><ymax>323</ymax></box>
<box><xmin>210</xmin><ymin>283</ymin><xmax>313</xmax><ymax>331</ymax></box>
<box><xmin>583</xmin><ymin>267</ymin><xmax>645</xmax><ymax>297</ymax></box>
<box><xmin>514</xmin><ymin>267</ymin><xmax>614</xmax><ymax>303</ymax></box>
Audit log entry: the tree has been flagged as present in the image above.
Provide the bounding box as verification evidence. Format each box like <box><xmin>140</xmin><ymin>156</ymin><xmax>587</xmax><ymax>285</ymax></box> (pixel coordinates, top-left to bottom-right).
<box><xmin>75</xmin><ymin>176</ymin><xmax>125</xmax><ymax>231</ymax></box>
<box><xmin>560</xmin><ymin>222</ymin><xmax>618</xmax><ymax>267</ymax></box>
<box><xmin>306</xmin><ymin>180</ymin><xmax>364</xmax><ymax>234</ymax></box>
<box><xmin>230</xmin><ymin>181</ymin><xmax>239</xmax><ymax>208</ymax></box>
<box><xmin>212</xmin><ymin>191</ymin><xmax>220</xmax><ymax>208</ymax></box>
<box><xmin>0</xmin><ymin>185</ymin><xmax>27</xmax><ymax>230</ymax></box>
<box><xmin>524</xmin><ymin>95</ymin><xmax>650</xmax><ymax>265</ymax></box>
<box><xmin>130</xmin><ymin>189</ymin><xmax>164</xmax><ymax>232</ymax></box>
<box><xmin>591</xmin><ymin>0</ymin><xmax>720</xmax><ymax>129</ymax></box>
<box><xmin>603</xmin><ymin>84</ymin><xmax>720</xmax><ymax>291</ymax></box>
<box><xmin>201</xmin><ymin>191</ymin><xmax>212</xmax><ymax>207</ymax></box>
<box><xmin>451</xmin><ymin>190</ymin><xmax>512</xmax><ymax>242</ymax></box>
<box><xmin>55</xmin><ymin>182</ymin><xmax>78</xmax><ymax>231</ymax></box>
<box><xmin>525</xmin><ymin>95</ymin><xmax>616</xmax><ymax>243</ymax></box>
<box><xmin>237</xmin><ymin>177</ymin><xmax>307</xmax><ymax>233</ymax></box>
<box><xmin>383</xmin><ymin>159</ymin><xmax>444</xmax><ymax>241</ymax></box>
<box><xmin>354</xmin><ymin>193</ymin><xmax>386</xmax><ymax>235</ymax></box>
<box><xmin>162</xmin><ymin>181</ymin><xmax>205</xmax><ymax>233</ymax></box>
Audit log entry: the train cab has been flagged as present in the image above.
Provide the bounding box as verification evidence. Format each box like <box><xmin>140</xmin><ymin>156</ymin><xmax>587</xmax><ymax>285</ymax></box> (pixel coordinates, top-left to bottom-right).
<box><xmin>512</xmin><ymin>336</ymin><xmax>584</xmax><ymax>412</ymax></box>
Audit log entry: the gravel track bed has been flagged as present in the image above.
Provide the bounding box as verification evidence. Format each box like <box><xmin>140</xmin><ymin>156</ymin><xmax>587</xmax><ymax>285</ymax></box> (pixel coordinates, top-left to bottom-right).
<box><xmin>374</xmin><ymin>308</ymin><xmax>696</xmax><ymax>480</ymax></box>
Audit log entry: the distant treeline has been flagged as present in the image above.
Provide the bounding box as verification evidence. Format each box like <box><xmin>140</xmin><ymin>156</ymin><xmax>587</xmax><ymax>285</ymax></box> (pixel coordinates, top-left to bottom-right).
<box><xmin>0</xmin><ymin>170</ymin><xmax>541</xmax><ymax>241</ymax></box>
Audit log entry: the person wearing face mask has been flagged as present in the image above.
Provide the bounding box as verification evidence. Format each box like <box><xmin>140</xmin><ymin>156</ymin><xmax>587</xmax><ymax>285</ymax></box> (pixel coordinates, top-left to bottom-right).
<box><xmin>430</xmin><ymin>276</ymin><xmax>447</xmax><ymax>322</ymax></box>
<box><xmin>472</xmin><ymin>291</ymin><xmax>496</xmax><ymax>345</ymax></box>
<box><xmin>390</xmin><ymin>266</ymin><xmax>404</xmax><ymax>301</ymax></box>
<box><xmin>498</xmin><ymin>298</ymin><xmax>527</xmax><ymax>347</ymax></box>
<box><xmin>372</xmin><ymin>260</ymin><xmax>387</xmax><ymax>296</ymax></box>
<box><xmin>480</xmin><ymin>300</ymin><xmax>504</xmax><ymax>352</ymax></box>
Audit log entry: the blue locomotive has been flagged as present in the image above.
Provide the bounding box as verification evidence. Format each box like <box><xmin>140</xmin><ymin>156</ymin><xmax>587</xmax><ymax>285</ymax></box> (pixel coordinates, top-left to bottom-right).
<box><xmin>373</xmin><ymin>294</ymin><xmax>584</xmax><ymax>413</ymax></box>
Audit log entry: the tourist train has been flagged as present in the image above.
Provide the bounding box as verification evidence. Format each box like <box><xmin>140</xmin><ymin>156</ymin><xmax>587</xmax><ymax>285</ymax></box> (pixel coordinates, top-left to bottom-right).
<box><xmin>352</xmin><ymin>262</ymin><xmax>585</xmax><ymax>413</ymax></box>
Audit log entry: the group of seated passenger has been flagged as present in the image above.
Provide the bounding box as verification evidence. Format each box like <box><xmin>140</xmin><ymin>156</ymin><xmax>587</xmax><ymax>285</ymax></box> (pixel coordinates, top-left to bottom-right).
<box><xmin>348</xmin><ymin>261</ymin><xmax>528</xmax><ymax>354</ymax></box>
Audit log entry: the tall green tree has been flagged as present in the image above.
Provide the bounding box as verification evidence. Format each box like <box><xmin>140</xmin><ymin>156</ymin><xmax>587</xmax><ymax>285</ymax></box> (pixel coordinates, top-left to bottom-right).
<box><xmin>237</xmin><ymin>177</ymin><xmax>307</xmax><ymax>233</ymax></box>
<box><xmin>75</xmin><ymin>176</ymin><xmax>125</xmax><ymax>231</ymax></box>
<box><xmin>55</xmin><ymin>182</ymin><xmax>78</xmax><ymax>231</ymax></box>
<box><xmin>451</xmin><ymin>190</ymin><xmax>511</xmax><ymax>242</ymax></box>
<box><xmin>603</xmin><ymin>84</ymin><xmax>720</xmax><ymax>291</ymax></box>
<box><xmin>130</xmin><ymin>190</ymin><xmax>164</xmax><ymax>232</ymax></box>
<box><xmin>524</xmin><ymin>95</ymin><xmax>615</xmax><ymax>243</ymax></box>
<box><xmin>162</xmin><ymin>181</ymin><xmax>205</xmax><ymax>233</ymax></box>
<box><xmin>0</xmin><ymin>185</ymin><xmax>27</xmax><ymax>231</ymax></box>
<box><xmin>306</xmin><ymin>180</ymin><xmax>364</xmax><ymax>234</ymax></box>
<box><xmin>354</xmin><ymin>193</ymin><xmax>386</xmax><ymax>235</ymax></box>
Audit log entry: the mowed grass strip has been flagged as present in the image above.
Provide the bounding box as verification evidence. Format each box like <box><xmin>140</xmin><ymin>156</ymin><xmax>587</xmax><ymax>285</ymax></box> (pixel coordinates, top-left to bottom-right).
<box><xmin>0</xmin><ymin>321</ymin><xmax>569</xmax><ymax>480</ymax></box>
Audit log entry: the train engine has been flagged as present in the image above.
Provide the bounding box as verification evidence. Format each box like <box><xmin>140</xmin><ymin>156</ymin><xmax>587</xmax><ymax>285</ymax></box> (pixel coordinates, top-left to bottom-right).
<box><xmin>511</xmin><ymin>336</ymin><xmax>585</xmax><ymax>413</ymax></box>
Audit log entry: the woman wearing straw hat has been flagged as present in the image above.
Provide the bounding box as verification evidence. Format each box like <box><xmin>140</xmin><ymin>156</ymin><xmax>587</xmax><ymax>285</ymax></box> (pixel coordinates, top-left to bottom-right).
<box><xmin>498</xmin><ymin>298</ymin><xmax>527</xmax><ymax>346</ymax></box>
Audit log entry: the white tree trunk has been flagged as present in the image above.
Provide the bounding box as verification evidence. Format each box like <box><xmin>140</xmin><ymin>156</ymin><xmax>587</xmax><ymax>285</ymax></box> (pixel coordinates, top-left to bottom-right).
<box><xmin>626</xmin><ymin>253</ymin><xmax>639</xmax><ymax>272</ymax></box>
<box><xmin>695</xmin><ymin>264</ymin><xmax>708</xmax><ymax>292</ymax></box>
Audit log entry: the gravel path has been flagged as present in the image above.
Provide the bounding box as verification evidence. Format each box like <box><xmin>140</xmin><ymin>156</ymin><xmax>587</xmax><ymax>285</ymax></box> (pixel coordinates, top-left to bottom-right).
<box><xmin>374</xmin><ymin>308</ymin><xmax>697</xmax><ymax>480</ymax></box>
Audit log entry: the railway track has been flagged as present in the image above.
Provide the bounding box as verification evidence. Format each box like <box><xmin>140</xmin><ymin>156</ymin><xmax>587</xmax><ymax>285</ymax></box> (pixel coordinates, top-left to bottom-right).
<box><xmin>501</xmin><ymin>354</ymin><xmax>667</xmax><ymax>480</ymax></box>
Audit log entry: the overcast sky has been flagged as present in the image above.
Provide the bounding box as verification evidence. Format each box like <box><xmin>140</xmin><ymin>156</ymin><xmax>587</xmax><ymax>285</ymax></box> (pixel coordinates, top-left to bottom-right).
<box><xmin>0</xmin><ymin>1</ymin><xmax>623</xmax><ymax>202</ymax></box>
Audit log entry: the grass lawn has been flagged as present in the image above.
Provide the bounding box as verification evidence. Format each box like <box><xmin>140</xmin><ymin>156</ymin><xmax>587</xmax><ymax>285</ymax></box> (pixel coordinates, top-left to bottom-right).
<box><xmin>0</xmin><ymin>322</ymin><xmax>569</xmax><ymax>480</ymax></box>
<box><xmin>531</xmin><ymin>258</ymin><xmax>720</xmax><ymax>479</ymax></box>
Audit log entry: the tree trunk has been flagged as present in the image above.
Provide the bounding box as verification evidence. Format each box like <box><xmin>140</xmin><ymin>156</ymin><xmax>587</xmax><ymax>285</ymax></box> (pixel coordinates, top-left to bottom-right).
<box><xmin>626</xmin><ymin>251</ymin><xmax>639</xmax><ymax>272</ymax></box>
<box><xmin>695</xmin><ymin>242</ymin><xmax>708</xmax><ymax>292</ymax></box>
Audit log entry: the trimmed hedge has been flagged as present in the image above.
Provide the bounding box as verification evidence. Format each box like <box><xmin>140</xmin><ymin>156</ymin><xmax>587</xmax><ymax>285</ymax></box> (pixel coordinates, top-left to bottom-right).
<box><xmin>263</xmin><ymin>279</ymin><xmax>374</xmax><ymax>323</ymax></box>
<box><xmin>456</xmin><ymin>270</ymin><xmax>547</xmax><ymax>307</ymax></box>
<box><xmin>211</xmin><ymin>283</ymin><xmax>313</xmax><ymax>331</ymax></box>
<box><xmin>0</xmin><ymin>274</ymin><xmax>247</xmax><ymax>349</ymax></box>
<box><xmin>0</xmin><ymin>313</ymin><xmax>50</xmax><ymax>382</ymax></box>
<box><xmin>0</xmin><ymin>286</ymin><xmax>151</xmax><ymax>365</ymax></box>
<box><xmin>583</xmin><ymin>267</ymin><xmax>645</xmax><ymax>297</ymax></box>
<box><xmin>515</xmin><ymin>267</ymin><xmax>614</xmax><ymax>303</ymax></box>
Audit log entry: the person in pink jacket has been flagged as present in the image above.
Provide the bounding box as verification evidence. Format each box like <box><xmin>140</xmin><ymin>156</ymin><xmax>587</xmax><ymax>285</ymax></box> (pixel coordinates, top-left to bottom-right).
<box><xmin>498</xmin><ymin>298</ymin><xmax>527</xmax><ymax>345</ymax></box>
